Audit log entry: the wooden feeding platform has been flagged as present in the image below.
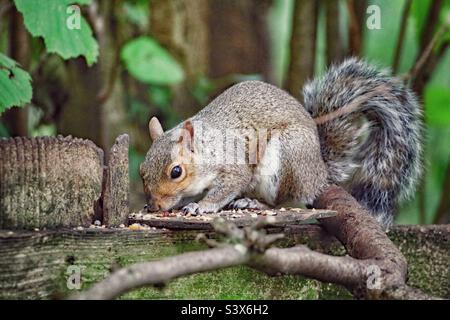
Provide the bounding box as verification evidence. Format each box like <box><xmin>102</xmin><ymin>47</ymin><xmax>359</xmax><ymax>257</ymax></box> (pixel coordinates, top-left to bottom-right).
<box><xmin>128</xmin><ymin>208</ymin><xmax>336</xmax><ymax>230</ymax></box>
<box><xmin>1</xmin><ymin>209</ymin><xmax>448</xmax><ymax>300</ymax></box>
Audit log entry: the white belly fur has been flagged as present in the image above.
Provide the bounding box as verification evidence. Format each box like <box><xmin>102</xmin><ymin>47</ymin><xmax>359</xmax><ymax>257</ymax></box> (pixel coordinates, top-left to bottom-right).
<box><xmin>252</xmin><ymin>138</ymin><xmax>281</xmax><ymax>205</ymax></box>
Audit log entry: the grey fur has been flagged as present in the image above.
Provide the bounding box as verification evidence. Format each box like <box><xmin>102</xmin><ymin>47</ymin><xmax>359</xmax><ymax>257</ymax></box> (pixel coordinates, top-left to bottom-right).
<box><xmin>303</xmin><ymin>58</ymin><xmax>422</xmax><ymax>225</ymax></box>
<box><xmin>141</xmin><ymin>58</ymin><xmax>422</xmax><ymax>226</ymax></box>
<box><xmin>141</xmin><ymin>80</ymin><xmax>328</xmax><ymax>214</ymax></box>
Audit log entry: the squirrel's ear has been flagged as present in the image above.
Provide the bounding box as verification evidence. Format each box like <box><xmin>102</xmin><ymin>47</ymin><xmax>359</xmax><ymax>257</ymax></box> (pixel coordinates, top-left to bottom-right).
<box><xmin>183</xmin><ymin>120</ymin><xmax>194</xmax><ymax>139</ymax></box>
<box><xmin>149</xmin><ymin>117</ymin><xmax>164</xmax><ymax>141</ymax></box>
<box><xmin>178</xmin><ymin>120</ymin><xmax>194</xmax><ymax>153</ymax></box>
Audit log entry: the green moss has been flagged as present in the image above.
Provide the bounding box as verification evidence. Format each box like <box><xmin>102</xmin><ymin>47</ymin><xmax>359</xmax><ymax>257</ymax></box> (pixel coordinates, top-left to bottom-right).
<box><xmin>52</xmin><ymin>236</ymin><xmax>350</xmax><ymax>299</ymax></box>
<box><xmin>120</xmin><ymin>266</ymin><xmax>351</xmax><ymax>300</ymax></box>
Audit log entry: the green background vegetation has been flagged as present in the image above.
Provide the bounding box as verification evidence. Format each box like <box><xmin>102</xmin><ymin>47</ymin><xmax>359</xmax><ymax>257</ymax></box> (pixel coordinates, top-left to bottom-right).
<box><xmin>0</xmin><ymin>0</ymin><xmax>449</xmax><ymax>225</ymax></box>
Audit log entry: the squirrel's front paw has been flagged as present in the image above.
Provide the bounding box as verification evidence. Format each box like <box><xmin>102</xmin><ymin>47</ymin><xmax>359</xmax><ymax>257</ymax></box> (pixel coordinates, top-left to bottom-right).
<box><xmin>228</xmin><ymin>198</ymin><xmax>269</xmax><ymax>210</ymax></box>
<box><xmin>182</xmin><ymin>203</ymin><xmax>202</xmax><ymax>215</ymax></box>
<box><xmin>182</xmin><ymin>202</ymin><xmax>219</xmax><ymax>216</ymax></box>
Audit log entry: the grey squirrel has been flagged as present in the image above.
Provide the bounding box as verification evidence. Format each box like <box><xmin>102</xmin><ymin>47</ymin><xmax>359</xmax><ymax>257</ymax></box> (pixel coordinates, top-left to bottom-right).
<box><xmin>140</xmin><ymin>58</ymin><xmax>422</xmax><ymax>226</ymax></box>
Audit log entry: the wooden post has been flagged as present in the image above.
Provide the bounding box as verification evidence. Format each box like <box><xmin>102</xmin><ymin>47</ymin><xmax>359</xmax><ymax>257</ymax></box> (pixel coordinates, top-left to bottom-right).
<box><xmin>0</xmin><ymin>136</ymin><xmax>104</xmax><ymax>229</ymax></box>
<box><xmin>101</xmin><ymin>134</ymin><xmax>130</xmax><ymax>227</ymax></box>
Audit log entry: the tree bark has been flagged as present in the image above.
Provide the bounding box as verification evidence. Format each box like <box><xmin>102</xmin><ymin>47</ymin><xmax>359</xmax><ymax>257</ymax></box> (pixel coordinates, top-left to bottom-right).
<box><xmin>285</xmin><ymin>0</ymin><xmax>318</xmax><ymax>99</ymax></box>
<box><xmin>57</xmin><ymin>0</ymin><xmax>126</xmax><ymax>153</ymax></box>
<box><xmin>419</xmin><ymin>0</ymin><xmax>443</xmax><ymax>53</ymax></box>
<box><xmin>346</xmin><ymin>0</ymin><xmax>366</xmax><ymax>57</ymax></box>
<box><xmin>410</xmin><ymin>0</ymin><xmax>447</xmax><ymax>96</ymax></box>
<box><xmin>150</xmin><ymin>0</ymin><xmax>210</xmax><ymax>118</ymax></box>
<box><xmin>313</xmin><ymin>185</ymin><xmax>408</xmax><ymax>298</ymax></box>
<box><xmin>1</xmin><ymin>5</ymin><xmax>30</xmax><ymax>136</ymax></box>
<box><xmin>69</xmin><ymin>189</ymin><xmax>446</xmax><ymax>300</ymax></box>
<box><xmin>325</xmin><ymin>0</ymin><xmax>345</xmax><ymax>65</ymax></box>
<box><xmin>208</xmin><ymin>0</ymin><xmax>272</xmax><ymax>82</ymax></box>
<box><xmin>392</xmin><ymin>0</ymin><xmax>412</xmax><ymax>74</ymax></box>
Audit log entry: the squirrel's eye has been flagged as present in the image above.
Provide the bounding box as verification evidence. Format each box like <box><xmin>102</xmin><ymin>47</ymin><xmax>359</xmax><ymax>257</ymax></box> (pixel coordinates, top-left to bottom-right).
<box><xmin>170</xmin><ymin>165</ymin><xmax>182</xmax><ymax>179</ymax></box>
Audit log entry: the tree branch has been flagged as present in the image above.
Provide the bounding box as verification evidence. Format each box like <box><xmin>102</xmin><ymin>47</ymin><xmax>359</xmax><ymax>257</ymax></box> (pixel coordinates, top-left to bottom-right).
<box><xmin>74</xmin><ymin>246</ymin><xmax>250</xmax><ymax>300</ymax></box>
<box><xmin>346</xmin><ymin>0</ymin><xmax>365</xmax><ymax>57</ymax></box>
<box><xmin>402</xmin><ymin>15</ymin><xmax>450</xmax><ymax>84</ymax></box>
<box><xmin>0</xmin><ymin>0</ymin><xmax>12</xmax><ymax>19</ymax></box>
<box><xmin>392</xmin><ymin>0</ymin><xmax>412</xmax><ymax>73</ymax></box>
<box><xmin>72</xmin><ymin>186</ymin><xmax>440</xmax><ymax>300</ymax></box>
<box><xmin>325</xmin><ymin>0</ymin><xmax>344</xmax><ymax>65</ymax></box>
<box><xmin>313</xmin><ymin>185</ymin><xmax>408</xmax><ymax>298</ymax></box>
<box><xmin>419</xmin><ymin>0</ymin><xmax>443</xmax><ymax>52</ymax></box>
<box><xmin>286</xmin><ymin>0</ymin><xmax>318</xmax><ymax>98</ymax></box>
<box><xmin>250</xmin><ymin>246</ymin><xmax>367</xmax><ymax>287</ymax></box>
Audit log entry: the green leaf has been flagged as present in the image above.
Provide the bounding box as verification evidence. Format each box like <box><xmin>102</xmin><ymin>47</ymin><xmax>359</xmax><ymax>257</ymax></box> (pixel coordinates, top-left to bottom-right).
<box><xmin>121</xmin><ymin>37</ymin><xmax>185</xmax><ymax>85</ymax></box>
<box><xmin>0</xmin><ymin>53</ymin><xmax>32</xmax><ymax>113</ymax></box>
<box><xmin>424</xmin><ymin>85</ymin><xmax>450</xmax><ymax>126</ymax></box>
<box><xmin>14</xmin><ymin>0</ymin><xmax>98</xmax><ymax>65</ymax></box>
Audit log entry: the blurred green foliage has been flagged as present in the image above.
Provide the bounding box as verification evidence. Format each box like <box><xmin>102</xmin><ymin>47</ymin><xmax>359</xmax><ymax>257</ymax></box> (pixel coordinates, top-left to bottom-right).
<box><xmin>0</xmin><ymin>53</ymin><xmax>32</xmax><ymax>111</ymax></box>
<box><xmin>148</xmin><ymin>85</ymin><xmax>180</xmax><ymax>128</ymax></box>
<box><xmin>0</xmin><ymin>0</ymin><xmax>449</xmax><ymax>224</ymax></box>
<box><xmin>191</xmin><ymin>76</ymin><xmax>216</xmax><ymax>105</ymax></box>
<box><xmin>123</xmin><ymin>0</ymin><xmax>149</xmax><ymax>30</ymax></box>
<box><xmin>121</xmin><ymin>36</ymin><xmax>185</xmax><ymax>85</ymax></box>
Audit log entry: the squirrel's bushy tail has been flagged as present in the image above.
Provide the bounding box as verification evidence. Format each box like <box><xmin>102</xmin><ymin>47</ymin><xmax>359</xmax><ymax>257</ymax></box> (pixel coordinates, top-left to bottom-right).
<box><xmin>303</xmin><ymin>58</ymin><xmax>422</xmax><ymax>226</ymax></box>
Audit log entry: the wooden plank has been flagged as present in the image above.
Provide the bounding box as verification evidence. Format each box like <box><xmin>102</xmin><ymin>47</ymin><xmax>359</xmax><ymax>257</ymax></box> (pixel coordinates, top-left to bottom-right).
<box><xmin>0</xmin><ymin>224</ymin><xmax>448</xmax><ymax>299</ymax></box>
<box><xmin>128</xmin><ymin>208</ymin><xmax>337</xmax><ymax>230</ymax></box>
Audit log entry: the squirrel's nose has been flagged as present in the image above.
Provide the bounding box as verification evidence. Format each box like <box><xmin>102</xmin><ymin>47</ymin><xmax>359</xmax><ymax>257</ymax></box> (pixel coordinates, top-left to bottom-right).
<box><xmin>145</xmin><ymin>195</ymin><xmax>160</xmax><ymax>212</ymax></box>
<box><xmin>145</xmin><ymin>202</ymin><xmax>160</xmax><ymax>212</ymax></box>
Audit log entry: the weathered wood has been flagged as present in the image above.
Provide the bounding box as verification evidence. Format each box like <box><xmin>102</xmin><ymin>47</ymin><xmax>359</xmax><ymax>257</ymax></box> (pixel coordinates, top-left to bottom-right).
<box><xmin>0</xmin><ymin>136</ymin><xmax>104</xmax><ymax>229</ymax></box>
<box><xmin>102</xmin><ymin>134</ymin><xmax>129</xmax><ymax>227</ymax></box>
<box><xmin>0</xmin><ymin>134</ymin><xmax>131</xmax><ymax>230</ymax></box>
<box><xmin>0</xmin><ymin>222</ymin><xmax>447</xmax><ymax>299</ymax></box>
<box><xmin>128</xmin><ymin>208</ymin><xmax>336</xmax><ymax>230</ymax></box>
